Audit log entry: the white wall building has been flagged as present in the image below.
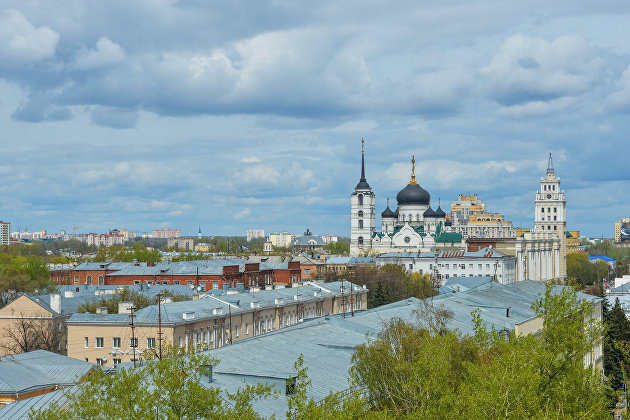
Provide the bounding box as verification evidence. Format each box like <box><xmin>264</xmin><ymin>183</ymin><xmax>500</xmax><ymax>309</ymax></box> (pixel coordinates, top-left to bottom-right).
<box><xmin>268</xmin><ymin>232</ymin><xmax>293</xmax><ymax>248</ymax></box>
<box><xmin>247</xmin><ymin>229</ymin><xmax>266</xmax><ymax>242</ymax></box>
<box><xmin>375</xmin><ymin>247</ymin><xmax>517</xmax><ymax>285</ymax></box>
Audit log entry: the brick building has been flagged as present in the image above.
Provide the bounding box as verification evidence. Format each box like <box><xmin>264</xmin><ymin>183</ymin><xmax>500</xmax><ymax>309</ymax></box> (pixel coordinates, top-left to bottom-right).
<box><xmin>63</xmin><ymin>259</ymin><xmax>302</xmax><ymax>291</ymax></box>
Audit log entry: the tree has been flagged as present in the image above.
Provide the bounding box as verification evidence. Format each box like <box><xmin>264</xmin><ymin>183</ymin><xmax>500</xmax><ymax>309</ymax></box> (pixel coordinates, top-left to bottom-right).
<box><xmin>325</xmin><ymin>241</ymin><xmax>350</xmax><ymax>256</ymax></box>
<box><xmin>604</xmin><ymin>298</ymin><xmax>630</xmax><ymax>393</ymax></box>
<box><xmin>350</xmin><ymin>283</ymin><xmax>609</xmax><ymax>418</ymax></box>
<box><xmin>1</xmin><ymin>315</ymin><xmax>66</xmax><ymax>355</ymax></box>
<box><xmin>30</xmin><ymin>349</ymin><xmax>274</xmax><ymax>420</ymax></box>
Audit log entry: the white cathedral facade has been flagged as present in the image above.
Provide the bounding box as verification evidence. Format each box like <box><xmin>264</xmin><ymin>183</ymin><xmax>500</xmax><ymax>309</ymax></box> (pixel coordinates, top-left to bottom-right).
<box><xmin>350</xmin><ymin>143</ymin><xmax>463</xmax><ymax>256</ymax></box>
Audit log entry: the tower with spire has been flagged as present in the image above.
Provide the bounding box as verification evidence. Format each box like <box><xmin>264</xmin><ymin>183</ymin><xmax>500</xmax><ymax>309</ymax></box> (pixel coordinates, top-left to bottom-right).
<box><xmin>534</xmin><ymin>153</ymin><xmax>567</xmax><ymax>278</ymax></box>
<box><xmin>350</xmin><ymin>139</ymin><xmax>376</xmax><ymax>256</ymax></box>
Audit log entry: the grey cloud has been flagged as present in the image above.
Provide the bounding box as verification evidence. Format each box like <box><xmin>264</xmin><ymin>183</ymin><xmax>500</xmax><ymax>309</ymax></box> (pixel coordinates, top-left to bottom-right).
<box><xmin>90</xmin><ymin>106</ymin><xmax>139</xmax><ymax>129</ymax></box>
<box><xmin>11</xmin><ymin>91</ymin><xmax>71</xmax><ymax>122</ymax></box>
<box><xmin>481</xmin><ymin>34</ymin><xmax>602</xmax><ymax>106</ymax></box>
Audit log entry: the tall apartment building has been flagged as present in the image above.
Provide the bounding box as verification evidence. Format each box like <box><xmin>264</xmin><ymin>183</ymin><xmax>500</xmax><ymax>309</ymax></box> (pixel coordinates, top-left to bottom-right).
<box><xmin>152</xmin><ymin>228</ymin><xmax>181</xmax><ymax>239</ymax></box>
<box><xmin>615</xmin><ymin>218</ymin><xmax>630</xmax><ymax>243</ymax></box>
<box><xmin>0</xmin><ymin>221</ymin><xmax>9</xmax><ymax>246</ymax></box>
<box><xmin>246</xmin><ymin>229</ymin><xmax>265</xmax><ymax>242</ymax></box>
<box><xmin>269</xmin><ymin>232</ymin><xmax>293</xmax><ymax>248</ymax></box>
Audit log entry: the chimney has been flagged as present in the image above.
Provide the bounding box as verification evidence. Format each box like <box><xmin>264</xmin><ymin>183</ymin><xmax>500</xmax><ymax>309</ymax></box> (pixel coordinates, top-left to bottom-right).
<box><xmin>50</xmin><ymin>294</ymin><xmax>61</xmax><ymax>314</ymax></box>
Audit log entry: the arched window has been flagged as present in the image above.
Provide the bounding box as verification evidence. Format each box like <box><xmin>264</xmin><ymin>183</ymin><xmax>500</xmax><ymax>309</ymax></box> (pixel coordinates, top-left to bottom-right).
<box><xmin>544</xmin><ymin>185</ymin><xmax>547</xmax><ymax>191</ymax></box>
<box><xmin>358</xmin><ymin>236</ymin><xmax>364</xmax><ymax>245</ymax></box>
<box><xmin>358</xmin><ymin>210</ymin><xmax>364</xmax><ymax>217</ymax></box>
<box><xmin>358</xmin><ymin>220</ymin><xmax>363</xmax><ymax>229</ymax></box>
<box><xmin>86</xmin><ymin>276</ymin><xmax>92</xmax><ymax>285</ymax></box>
<box><xmin>358</xmin><ymin>194</ymin><xmax>363</xmax><ymax>205</ymax></box>
<box><xmin>98</xmin><ymin>276</ymin><xmax>104</xmax><ymax>285</ymax></box>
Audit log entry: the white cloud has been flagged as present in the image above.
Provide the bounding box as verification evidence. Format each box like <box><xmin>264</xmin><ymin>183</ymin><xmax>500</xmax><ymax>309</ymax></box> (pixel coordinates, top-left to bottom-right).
<box><xmin>241</xmin><ymin>157</ymin><xmax>261</xmax><ymax>163</ymax></box>
<box><xmin>74</xmin><ymin>36</ymin><xmax>126</xmax><ymax>69</ymax></box>
<box><xmin>0</xmin><ymin>9</ymin><xmax>59</xmax><ymax>62</ymax></box>
<box><xmin>233</xmin><ymin>207</ymin><xmax>251</xmax><ymax>219</ymax></box>
<box><xmin>481</xmin><ymin>34</ymin><xmax>602</xmax><ymax>106</ymax></box>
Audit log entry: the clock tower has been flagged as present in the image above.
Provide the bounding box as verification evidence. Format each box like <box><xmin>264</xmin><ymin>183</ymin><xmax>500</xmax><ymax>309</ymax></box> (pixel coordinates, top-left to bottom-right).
<box><xmin>534</xmin><ymin>153</ymin><xmax>566</xmax><ymax>278</ymax></box>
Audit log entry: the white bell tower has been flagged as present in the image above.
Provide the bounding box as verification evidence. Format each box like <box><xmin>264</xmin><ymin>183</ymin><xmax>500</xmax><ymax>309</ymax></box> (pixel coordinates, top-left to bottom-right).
<box><xmin>350</xmin><ymin>139</ymin><xmax>375</xmax><ymax>256</ymax></box>
<box><xmin>534</xmin><ymin>153</ymin><xmax>567</xmax><ymax>278</ymax></box>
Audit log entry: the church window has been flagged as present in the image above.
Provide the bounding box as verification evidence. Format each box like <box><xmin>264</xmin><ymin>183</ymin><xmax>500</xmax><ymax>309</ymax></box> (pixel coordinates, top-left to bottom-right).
<box><xmin>358</xmin><ymin>220</ymin><xmax>363</xmax><ymax>229</ymax></box>
<box><xmin>544</xmin><ymin>185</ymin><xmax>547</xmax><ymax>191</ymax></box>
<box><xmin>358</xmin><ymin>194</ymin><xmax>363</xmax><ymax>205</ymax></box>
<box><xmin>552</xmin><ymin>185</ymin><xmax>555</xmax><ymax>190</ymax></box>
<box><xmin>553</xmin><ymin>207</ymin><xmax>557</xmax><ymax>212</ymax></box>
<box><xmin>358</xmin><ymin>210</ymin><xmax>363</xmax><ymax>217</ymax></box>
<box><xmin>358</xmin><ymin>236</ymin><xmax>363</xmax><ymax>245</ymax></box>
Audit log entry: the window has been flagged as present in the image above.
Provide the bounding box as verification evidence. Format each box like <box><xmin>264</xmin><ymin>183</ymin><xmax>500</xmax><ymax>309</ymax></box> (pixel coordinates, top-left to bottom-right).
<box><xmin>541</xmin><ymin>208</ymin><xmax>544</xmax><ymax>212</ymax></box>
<box><xmin>554</xmin><ymin>216</ymin><xmax>557</xmax><ymax>221</ymax></box>
<box><xmin>246</xmin><ymin>324</ymin><xmax>250</xmax><ymax>335</ymax></box>
<box><xmin>235</xmin><ymin>326</ymin><xmax>240</xmax><ymax>338</ymax></box>
<box><xmin>174</xmin><ymin>281</ymin><xmax>180</xmax><ymax>285</ymax></box>
<box><xmin>187</xmin><ymin>281</ymin><xmax>193</xmax><ymax>285</ymax></box>
<box><xmin>409</xmin><ymin>264</ymin><xmax>413</xmax><ymax>270</ymax></box>
<box><xmin>85</xmin><ymin>358</ymin><xmax>89</xmax><ymax>362</ymax></box>
<box><xmin>84</xmin><ymin>337</ymin><xmax>89</xmax><ymax>348</ymax></box>
<box><xmin>96</xmin><ymin>358</ymin><xmax>104</xmax><ymax>366</ymax></box>
<box><xmin>113</xmin><ymin>358</ymin><xmax>121</xmax><ymax>366</ymax></box>
<box><xmin>130</xmin><ymin>338</ymin><xmax>138</xmax><ymax>348</ymax></box>
<box><xmin>358</xmin><ymin>236</ymin><xmax>364</xmax><ymax>245</ymax></box>
<box><xmin>304</xmin><ymin>269</ymin><xmax>310</xmax><ymax>275</ymax></box>
<box><xmin>358</xmin><ymin>210</ymin><xmax>363</xmax><ymax>217</ymax></box>
<box><xmin>98</xmin><ymin>276</ymin><xmax>104</xmax><ymax>285</ymax></box>
<box><xmin>445</xmin><ymin>264</ymin><xmax>450</xmax><ymax>269</ymax></box>
<box><xmin>460</xmin><ymin>264</ymin><xmax>465</xmax><ymax>269</ymax></box>
<box><xmin>358</xmin><ymin>219</ymin><xmax>363</xmax><ymax>229</ymax></box>
<box><xmin>478</xmin><ymin>264</ymin><xmax>482</xmax><ymax>269</ymax></box>
<box><xmin>486</xmin><ymin>264</ymin><xmax>490</xmax><ymax>269</ymax></box>
<box><xmin>469</xmin><ymin>264</ymin><xmax>473</xmax><ymax>269</ymax></box>
<box><xmin>86</xmin><ymin>276</ymin><xmax>92</xmax><ymax>285</ymax></box>
<box><xmin>554</xmin><ymin>226</ymin><xmax>557</xmax><ymax>231</ymax></box>
<box><xmin>74</xmin><ymin>276</ymin><xmax>79</xmax><ymax>285</ymax></box>
<box><xmin>113</xmin><ymin>337</ymin><xmax>121</xmax><ymax>348</ymax></box>
<box><xmin>223</xmin><ymin>281</ymin><xmax>229</xmax><ymax>289</ymax></box>
<box><xmin>212</xmin><ymin>281</ymin><xmax>219</xmax><ymax>289</ymax></box>
<box><xmin>147</xmin><ymin>338</ymin><xmax>156</xmax><ymax>348</ymax></box>
<box><xmin>553</xmin><ymin>207</ymin><xmax>557</xmax><ymax>212</ymax></box>
<box><xmin>358</xmin><ymin>194</ymin><xmax>363</xmax><ymax>205</ymax></box>
<box><xmin>178</xmin><ymin>337</ymin><xmax>182</xmax><ymax>346</ymax></box>
<box><xmin>96</xmin><ymin>337</ymin><xmax>104</xmax><ymax>348</ymax></box>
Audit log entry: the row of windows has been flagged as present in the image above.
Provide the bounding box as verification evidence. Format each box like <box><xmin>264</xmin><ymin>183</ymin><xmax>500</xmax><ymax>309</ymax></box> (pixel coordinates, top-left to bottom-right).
<box><xmin>543</xmin><ymin>184</ymin><xmax>556</xmax><ymax>191</ymax></box>
<box><xmin>85</xmin><ymin>336</ymin><xmax>154</xmax><ymax>349</ymax></box>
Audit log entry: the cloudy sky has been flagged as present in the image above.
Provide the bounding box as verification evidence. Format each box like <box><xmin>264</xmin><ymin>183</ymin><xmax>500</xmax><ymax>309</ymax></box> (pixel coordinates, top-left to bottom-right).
<box><xmin>0</xmin><ymin>1</ymin><xmax>628</xmax><ymax>238</ymax></box>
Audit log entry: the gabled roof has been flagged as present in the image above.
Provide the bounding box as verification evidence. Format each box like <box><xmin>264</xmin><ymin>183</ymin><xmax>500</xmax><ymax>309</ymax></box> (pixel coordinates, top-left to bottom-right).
<box><xmin>0</xmin><ymin>350</ymin><xmax>95</xmax><ymax>397</ymax></box>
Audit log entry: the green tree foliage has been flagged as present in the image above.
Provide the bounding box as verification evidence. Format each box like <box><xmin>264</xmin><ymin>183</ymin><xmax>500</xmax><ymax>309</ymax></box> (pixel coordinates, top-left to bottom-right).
<box><xmin>351</xmin><ymin>265</ymin><xmax>436</xmax><ymax>308</ymax></box>
<box><xmin>603</xmin><ymin>298</ymin><xmax>630</xmax><ymax>392</ymax></box>
<box><xmin>93</xmin><ymin>244</ymin><xmax>161</xmax><ymax>263</ymax></box>
<box><xmin>567</xmin><ymin>252</ymin><xmax>608</xmax><ymax>288</ymax></box>
<box><xmin>76</xmin><ymin>287</ymin><xmax>189</xmax><ymax>314</ymax></box>
<box><xmin>325</xmin><ymin>241</ymin><xmax>350</xmax><ymax>256</ymax></box>
<box><xmin>30</xmin><ymin>350</ymin><xmax>274</xmax><ymax>420</ymax></box>
<box><xmin>0</xmin><ymin>254</ymin><xmax>57</xmax><ymax>306</ymax></box>
<box><xmin>350</xmin><ymin>283</ymin><xmax>609</xmax><ymax>418</ymax></box>
<box><xmin>587</xmin><ymin>242</ymin><xmax>630</xmax><ymax>278</ymax></box>
<box><xmin>170</xmin><ymin>252</ymin><xmax>212</xmax><ymax>262</ymax></box>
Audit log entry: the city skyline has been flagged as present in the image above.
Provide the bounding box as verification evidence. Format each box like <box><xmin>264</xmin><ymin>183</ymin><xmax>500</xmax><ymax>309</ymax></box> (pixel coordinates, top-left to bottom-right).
<box><xmin>1</xmin><ymin>2</ymin><xmax>629</xmax><ymax>237</ymax></box>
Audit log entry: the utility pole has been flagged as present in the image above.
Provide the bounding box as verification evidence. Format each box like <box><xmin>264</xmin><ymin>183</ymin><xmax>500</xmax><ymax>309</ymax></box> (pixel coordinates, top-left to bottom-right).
<box><xmin>129</xmin><ymin>306</ymin><xmax>137</xmax><ymax>368</ymax></box>
<box><xmin>157</xmin><ymin>293</ymin><xmax>163</xmax><ymax>360</ymax></box>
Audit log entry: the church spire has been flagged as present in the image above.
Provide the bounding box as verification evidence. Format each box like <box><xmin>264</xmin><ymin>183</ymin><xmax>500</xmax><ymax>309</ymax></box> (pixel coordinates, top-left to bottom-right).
<box><xmin>355</xmin><ymin>138</ymin><xmax>371</xmax><ymax>189</ymax></box>
<box><xmin>408</xmin><ymin>155</ymin><xmax>419</xmax><ymax>185</ymax></box>
<box><xmin>546</xmin><ymin>152</ymin><xmax>555</xmax><ymax>175</ymax></box>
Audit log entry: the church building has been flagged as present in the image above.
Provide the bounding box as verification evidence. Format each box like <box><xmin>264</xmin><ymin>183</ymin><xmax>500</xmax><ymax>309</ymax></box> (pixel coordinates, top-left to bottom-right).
<box><xmin>350</xmin><ymin>141</ymin><xmax>463</xmax><ymax>256</ymax></box>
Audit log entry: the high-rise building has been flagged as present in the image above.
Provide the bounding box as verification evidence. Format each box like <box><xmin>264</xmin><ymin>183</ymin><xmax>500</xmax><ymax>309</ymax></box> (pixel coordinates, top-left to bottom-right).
<box><xmin>534</xmin><ymin>153</ymin><xmax>567</xmax><ymax>278</ymax></box>
<box><xmin>615</xmin><ymin>218</ymin><xmax>630</xmax><ymax>243</ymax></box>
<box><xmin>152</xmin><ymin>228</ymin><xmax>181</xmax><ymax>239</ymax></box>
<box><xmin>0</xmin><ymin>221</ymin><xmax>10</xmax><ymax>245</ymax></box>
<box><xmin>246</xmin><ymin>229</ymin><xmax>265</xmax><ymax>242</ymax></box>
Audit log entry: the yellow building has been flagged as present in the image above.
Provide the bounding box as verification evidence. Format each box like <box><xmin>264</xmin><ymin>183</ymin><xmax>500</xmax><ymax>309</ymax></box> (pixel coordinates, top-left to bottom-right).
<box><xmin>566</xmin><ymin>230</ymin><xmax>580</xmax><ymax>253</ymax></box>
<box><xmin>615</xmin><ymin>218</ymin><xmax>630</xmax><ymax>243</ymax></box>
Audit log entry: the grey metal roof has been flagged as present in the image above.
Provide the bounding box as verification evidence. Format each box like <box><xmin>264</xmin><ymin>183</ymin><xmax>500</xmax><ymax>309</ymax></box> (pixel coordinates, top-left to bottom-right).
<box><xmin>326</xmin><ymin>257</ymin><xmax>374</xmax><ymax>265</ymax></box>
<box><xmin>67</xmin><ymin>281</ymin><xmax>368</xmax><ymax>326</ymax></box>
<box><xmin>0</xmin><ymin>351</ymin><xmax>94</xmax><ymax>396</ymax></box>
<box><xmin>0</xmin><ymin>387</ymin><xmax>76</xmax><ymax>419</ymax></box>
